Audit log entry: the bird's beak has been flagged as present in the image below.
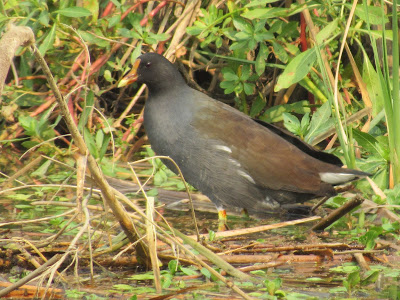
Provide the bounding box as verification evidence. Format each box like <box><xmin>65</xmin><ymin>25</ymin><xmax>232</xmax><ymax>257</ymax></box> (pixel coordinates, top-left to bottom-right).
<box><xmin>118</xmin><ymin>58</ymin><xmax>141</xmax><ymax>88</ymax></box>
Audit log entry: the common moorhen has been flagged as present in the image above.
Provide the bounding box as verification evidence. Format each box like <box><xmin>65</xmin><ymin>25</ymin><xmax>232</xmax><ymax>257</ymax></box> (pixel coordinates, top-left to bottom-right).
<box><xmin>118</xmin><ymin>53</ymin><xmax>369</xmax><ymax>229</ymax></box>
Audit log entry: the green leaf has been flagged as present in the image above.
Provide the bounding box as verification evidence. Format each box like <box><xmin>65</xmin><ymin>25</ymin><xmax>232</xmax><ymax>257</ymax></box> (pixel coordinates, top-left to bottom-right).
<box><xmin>250</xmin><ymin>94</ymin><xmax>266</xmax><ymax>117</ymax></box>
<box><xmin>244</xmin><ymin>0</ymin><xmax>280</xmax><ymax>8</ymax></box>
<box><xmin>243</xmin><ymin>82</ymin><xmax>254</xmax><ymax>95</ymax></box>
<box><xmin>200</xmin><ymin>268</ymin><xmax>211</xmax><ymax>279</ymax></box>
<box><xmin>19</xmin><ymin>115</ymin><xmax>36</xmax><ymax>134</ymax></box>
<box><xmin>186</xmin><ymin>23</ymin><xmax>206</xmax><ymax>36</ymax></box>
<box><xmin>347</xmin><ymin>271</ymin><xmax>361</xmax><ymax>287</ymax></box>
<box><xmin>316</xmin><ymin>18</ymin><xmax>338</xmax><ymax>44</ymax></box>
<box><xmin>222</xmin><ymin>67</ymin><xmax>239</xmax><ymax>81</ymax></box>
<box><xmin>99</xmin><ymin>132</ymin><xmax>111</xmax><ymax>161</ymax></box>
<box><xmin>255</xmin><ymin>43</ymin><xmax>268</xmax><ymax>75</ymax></box>
<box><xmin>300</xmin><ymin>112</ymin><xmax>310</xmax><ymax>133</ymax></box>
<box><xmin>272</xmin><ymin>41</ymin><xmax>288</xmax><ymax>63</ymax></box>
<box><xmin>208</xmin><ymin>230</ymin><xmax>216</xmax><ymax>242</ymax></box>
<box><xmin>161</xmin><ymin>274</ymin><xmax>172</xmax><ymax>288</ymax></box>
<box><xmin>362</xmin><ymin>55</ymin><xmax>384</xmax><ymax>116</ymax></box>
<box><xmin>241</xmin><ymin>8</ymin><xmax>275</xmax><ymax>19</ymax></box>
<box><xmin>232</xmin><ymin>17</ymin><xmax>253</xmax><ymax>33</ymax></box>
<box><xmin>31</xmin><ymin>160</ymin><xmax>52</xmax><ymax>177</ymax></box>
<box><xmin>353</xmin><ymin>4</ymin><xmax>389</xmax><ymax>25</ymax></box>
<box><xmin>361</xmin><ymin>270</ymin><xmax>380</xmax><ymax>286</ymax></box>
<box><xmin>78</xmin><ymin>30</ymin><xmax>109</xmax><ymax>47</ymax></box>
<box><xmin>129</xmin><ymin>273</ymin><xmax>155</xmax><ymax>280</ymax></box>
<box><xmin>240</xmin><ymin>64</ymin><xmax>251</xmax><ymax>80</ymax></box>
<box><xmin>38</xmin><ymin>10</ymin><xmax>49</xmax><ymax>26</ymax></box>
<box><xmin>360</xmin><ymin>227</ymin><xmax>383</xmax><ymax>249</ymax></box>
<box><xmin>275</xmin><ymin>48</ymin><xmax>317</xmax><ymax>91</ymax></box>
<box><xmin>78</xmin><ymin>91</ymin><xmax>95</xmax><ymax>131</ymax></box>
<box><xmin>96</xmin><ymin>130</ymin><xmax>104</xmax><ymax>149</ymax></box>
<box><xmin>304</xmin><ymin>102</ymin><xmax>333</xmax><ymax>144</ymax></box>
<box><xmin>54</xmin><ymin>7</ymin><xmax>92</xmax><ymax>18</ymax></box>
<box><xmin>84</xmin><ymin>128</ymin><xmax>98</xmax><ymax>158</ymax></box>
<box><xmin>168</xmin><ymin>260</ymin><xmax>178</xmax><ymax>275</ymax></box>
<box><xmin>180</xmin><ymin>267</ymin><xmax>198</xmax><ymax>276</ymax></box>
<box><xmin>352</xmin><ymin>129</ymin><xmax>389</xmax><ymax>160</ymax></box>
<box><xmin>260</xmin><ymin>100</ymin><xmax>311</xmax><ymax>123</ymax></box>
<box><xmin>283</xmin><ymin>113</ymin><xmax>301</xmax><ymax>135</ymax></box>
<box><xmin>38</xmin><ymin>24</ymin><xmax>56</xmax><ymax>56</ymax></box>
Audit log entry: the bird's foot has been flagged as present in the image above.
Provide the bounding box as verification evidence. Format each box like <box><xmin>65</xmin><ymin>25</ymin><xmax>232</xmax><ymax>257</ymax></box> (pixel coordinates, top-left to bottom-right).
<box><xmin>240</xmin><ymin>208</ymin><xmax>250</xmax><ymax>219</ymax></box>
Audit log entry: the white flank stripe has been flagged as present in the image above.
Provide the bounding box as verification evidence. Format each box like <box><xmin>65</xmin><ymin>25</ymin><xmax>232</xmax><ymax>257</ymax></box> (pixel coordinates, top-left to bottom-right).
<box><xmin>214</xmin><ymin>145</ymin><xmax>232</xmax><ymax>153</ymax></box>
<box><xmin>237</xmin><ymin>170</ymin><xmax>256</xmax><ymax>184</ymax></box>
<box><xmin>320</xmin><ymin>172</ymin><xmax>357</xmax><ymax>185</ymax></box>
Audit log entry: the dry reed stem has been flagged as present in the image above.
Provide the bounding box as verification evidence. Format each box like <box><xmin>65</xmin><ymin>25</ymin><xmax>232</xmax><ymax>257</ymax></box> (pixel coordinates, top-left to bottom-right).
<box><xmin>31</xmin><ymin>43</ymin><xmax>151</xmax><ymax>266</ymax></box>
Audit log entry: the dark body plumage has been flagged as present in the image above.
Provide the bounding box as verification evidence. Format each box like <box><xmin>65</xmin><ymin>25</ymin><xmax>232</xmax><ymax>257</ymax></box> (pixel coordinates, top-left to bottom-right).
<box><xmin>120</xmin><ymin>53</ymin><xmax>368</xmax><ymax>216</ymax></box>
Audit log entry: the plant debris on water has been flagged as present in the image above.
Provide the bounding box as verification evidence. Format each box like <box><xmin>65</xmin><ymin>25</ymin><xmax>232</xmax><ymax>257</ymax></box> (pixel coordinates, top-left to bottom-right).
<box><xmin>0</xmin><ymin>0</ymin><xmax>400</xmax><ymax>299</ymax></box>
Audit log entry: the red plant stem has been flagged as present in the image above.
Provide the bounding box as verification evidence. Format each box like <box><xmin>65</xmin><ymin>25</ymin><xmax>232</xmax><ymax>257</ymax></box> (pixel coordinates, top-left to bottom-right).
<box><xmin>300</xmin><ymin>12</ymin><xmax>315</xmax><ymax>109</ymax></box>
<box><xmin>300</xmin><ymin>13</ymin><xmax>307</xmax><ymax>52</ymax></box>
<box><xmin>30</xmin><ymin>96</ymin><xmax>55</xmax><ymax>117</ymax></box>
<box><xmin>102</xmin><ymin>1</ymin><xmax>115</xmax><ymax>18</ymax></box>
<box><xmin>54</xmin><ymin>129</ymin><xmax>71</xmax><ymax>146</ymax></box>
<box><xmin>59</xmin><ymin>50</ymin><xmax>85</xmax><ymax>86</ymax></box>
<box><xmin>140</xmin><ymin>1</ymin><xmax>168</xmax><ymax>26</ymax></box>
<box><xmin>121</xmin><ymin>1</ymin><xmax>147</xmax><ymax>21</ymax></box>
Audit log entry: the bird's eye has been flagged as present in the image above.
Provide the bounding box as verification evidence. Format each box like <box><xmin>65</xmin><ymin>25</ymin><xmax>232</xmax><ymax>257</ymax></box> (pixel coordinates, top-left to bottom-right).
<box><xmin>145</xmin><ymin>61</ymin><xmax>151</xmax><ymax>68</ymax></box>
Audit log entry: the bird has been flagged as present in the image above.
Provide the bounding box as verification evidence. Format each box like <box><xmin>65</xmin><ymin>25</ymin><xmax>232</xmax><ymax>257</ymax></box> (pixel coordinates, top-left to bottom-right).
<box><xmin>118</xmin><ymin>52</ymin><xmax>369</xmax><ymax>230</ymax></box>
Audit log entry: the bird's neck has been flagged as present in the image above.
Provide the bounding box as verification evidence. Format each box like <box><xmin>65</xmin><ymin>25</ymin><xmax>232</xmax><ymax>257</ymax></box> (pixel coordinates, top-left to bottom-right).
<box><xmin>146</xmin><ymin>78</ymin><xmax>186</xmax><ymax>97</ymax></box>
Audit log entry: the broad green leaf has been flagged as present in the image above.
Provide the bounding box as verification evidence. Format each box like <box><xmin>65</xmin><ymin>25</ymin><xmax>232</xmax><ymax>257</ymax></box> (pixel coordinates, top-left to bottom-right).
<box><xmin>200</xmin><ymin>268</ymin><xmax>211</xmax><ymax>279</ymax></box>
<box><xmin>272</xmin><ymin>41</ymin><xmax>288</xmax><ymax>63</ymax></box>
<box><xmin>54</xmin><ymin>7</ymin><xmax>92</xmax><ymax>18</ymax></box>
<box><xmin>222</xmin><ymin>68</ymin><xmax>238</xmax><ymax>81</ymax></box>
<box><xmin>250</xmin><ymin>94</ymin><xmax>266</xmax><ymax>117</ymax></box>
<box><xmin>168</xmin><ymin>260</ymin><xmax>178</xmax><ymax>275</ymax></box>
<box><xmin>84</xmin><ymin>128</ymin><xmax>98</xmax><ymax>158</ymax></box>
<box><xmin>38</xmin><ymin>24</ymin><xmax>56</xmax><ymax>56</ymax></box>
<box><xmin>304</xmin><ymin>102</ymin><xmax>332</xmax><ymax>144</ymax></box>
<box><xmin>352</xmin><ymin>129</ymin><xmax>389</xmax><ymax>160</ymax></box>
<box><xmin>347</xmin><ymin>271</ymin><xmax>361</xmax><ymax>287</ymax></box>
<box><xmin>232</xmin><ymin>17</ymin><xmax>253</xmax><ymax>33</ymax></box>
<box><xmin>316</xmin><ymin>18</ymin><xmax>338</xmax><ymax>44</ymax></box>
<box><xmin>371</xmin><ymin>167</ymin><xmax>389</xmax><ymax>190</ymax></box>
<box><xmin>361</xmin><ymin>270</ymin><xmax>380</xmax><ymax>286</ymax></box>
<box><xmin>186</xmin><ymin>23</ymin><xmax>206</xmax><ymax>36</ymax></box>
<box><xmin>82</xmin><ymin>0</ymin><xmax>99</xmax><ymax>22</ymax></box>
<box><xmin>31</xmin><ymin>160</ymin><xmax>52</xmax><ymax>177</ymax></box>
<box><xmin>78</xmin><ymin>30</ymin><xmax>109</xmax><ymax>47</ymax></box>
<box><xmin>283</xmin><ymin>112</ymin><xmax>301</xmax><ymax>135</ymax></box>
<box><xmin>255</xmin><ymin>43</ymin><xmax>268</xmax><ymax>75</ymax></box>
<box><xmin>300</xmin><ymin>113</ymin><xmax>310</xmax><ymax>133</ymax></box>
<box><xmin>38</xmin><ymin>10</ymin><xmax>49</xmax><ymax>26</ymax></box>
<box><xmin>129</xmin><ymin>273</ymin><xmax>155</xmax><ymax>280</ymax></box>
<box><xmin>240</xmin><ymin>64</ymin><xmax>251</xmax><ymax>80</ymax></box>
<box><xmin>96</xmin><ymin>130</ymin><xmax>104</xmax><ymax>149</ymax></box>
<box><xmin>352</xmin><ymin>4</ymin><xmax>389</xmax><ymax>25</ymax></box>
<box><xmin>131</xmin><ymin>41</ymin><xmax>143</xmax><ymax>64</ymax></box>
<box><xmin>161</xmin><ymin>274</ymin><xmax>172</xmax><ymax>288</ymax></box>
<box><xmin>245</xmin><ymin>0</ymin><xmax>280</xmax><ymax>8</ymax></box>
<box><xmin>362</xmin><ymin>54</ymin><xmax>384</xmax><ymax>116</ymax></box>
<box><xmin>275</xmin><ymin>48</ymin><xmax>317</xmax><ymax>91</ymax></box>
<box><xmin>243</xmin><ymin>82</ymin><xmax>254</xmax><ymax>95</ymax></box>
<box><xmin>241</xmin><ymin>7</ymin><xmax>280</xmax><ymax>19</ymax></box>
<box><xmin>260</xmin><ymin>100</ymin><xmax>311</xmax><ymax>123</ymax></box>
<box><xmin>78</xmin><ymin>91</ymin><xmax>95</xmax><ymax>131</ymax></box>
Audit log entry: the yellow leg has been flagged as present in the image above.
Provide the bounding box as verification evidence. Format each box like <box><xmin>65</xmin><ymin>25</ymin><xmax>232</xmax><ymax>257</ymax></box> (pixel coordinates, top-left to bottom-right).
<box><xmin>218</xmin><ymin>209</ymin><xmax>229</xmax><ymax>231</ymax></box>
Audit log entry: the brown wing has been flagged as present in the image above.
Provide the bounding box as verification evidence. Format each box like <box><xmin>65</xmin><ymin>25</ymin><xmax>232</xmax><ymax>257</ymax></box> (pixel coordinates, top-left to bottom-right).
<box><xmin>192</xmin><ymin>97</ymin><xmax>335</xmax><ymax>195</ymax></box>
